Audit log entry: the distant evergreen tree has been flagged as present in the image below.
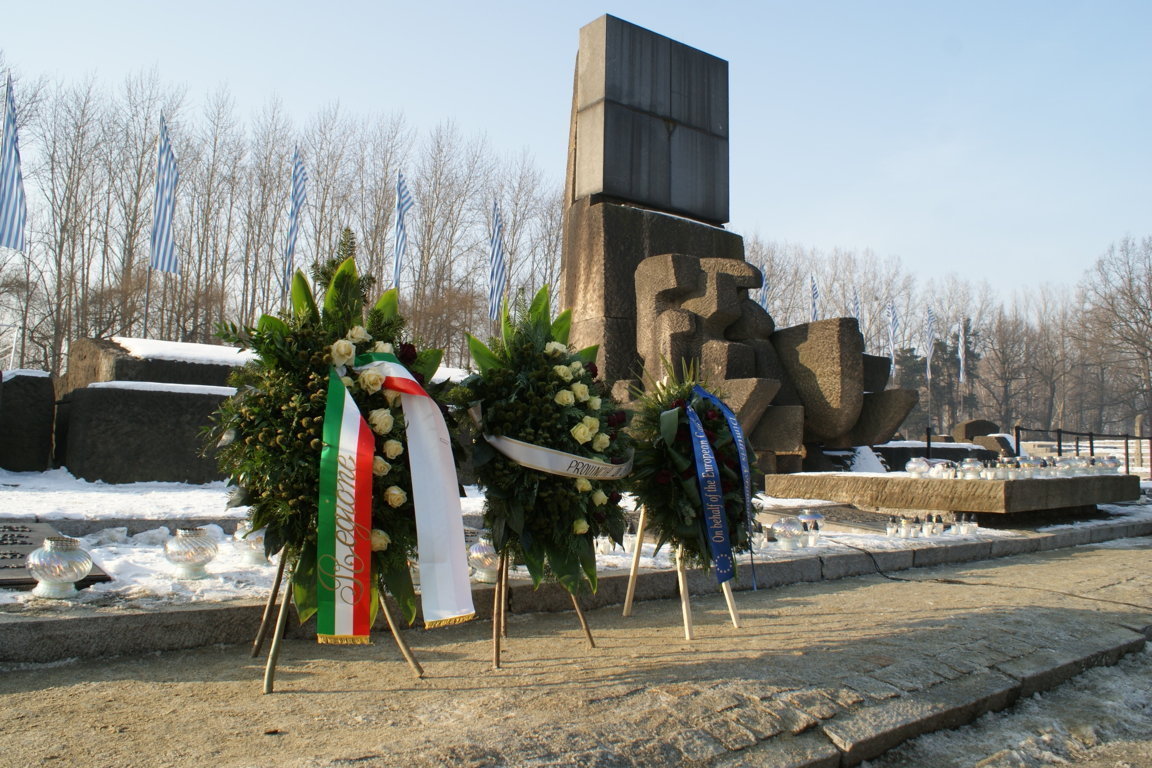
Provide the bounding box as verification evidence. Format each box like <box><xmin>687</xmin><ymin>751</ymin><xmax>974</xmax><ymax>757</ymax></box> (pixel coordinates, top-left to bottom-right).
<box><xmin>311</xmin><ymin>227</ymin><xmax>377</xmax><ymax>302</ymax></box>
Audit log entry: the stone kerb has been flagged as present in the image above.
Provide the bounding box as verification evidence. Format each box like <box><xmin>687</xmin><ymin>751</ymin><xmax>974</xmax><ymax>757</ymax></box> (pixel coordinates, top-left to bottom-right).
<box><xmin>0</xmin><ymin>371</ymin><xmax>54</xmax><ymax>472</ymax></box>
<box><xmin>63</xmin><ymin>384</ymin><xmax>231</xmax><ymax>484</ymax></box>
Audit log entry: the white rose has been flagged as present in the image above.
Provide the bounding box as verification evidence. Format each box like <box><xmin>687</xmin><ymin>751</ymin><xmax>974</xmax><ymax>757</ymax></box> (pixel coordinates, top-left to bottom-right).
<box><xmin>591</xmin><ymin>490</ymin><xmax>608</xmax><ymax>507</ymax></box>
<box><xmin>582</xmin><ymin>416</ymin><xmax>600</xmax><ymax>433</ymax></box>
<box><xmin>569</xmin><ymin>361</ymin><xmax>583</xmax><ymax>374</ymax></box>
<box><xmin>384</xmin><ymin>388</ymin><xmax>402</xmax><ymax>407</ymax></box>
<box><xmin>340</xmin><ymin>375</ymin><xmax>354</xmax><ymax>388</ymax></box>
<box><xmin>572</xmin><ymin>517</ymin><xmax>590</xmax><ymax>535</ymax></box>
<box><xmin>331</xmin><ymin>339</ymin><xmax>356</xmax><ymax>367</ymax></box>
<box><xmin>372</xmin><ymin>456</ymin><xmax>391</xmax><ymax>476</ymax></box>
<box><xmin>570</xmin><ymin>423</ymin><xmax>592</xmax><ymax>445</ymax></box>
<box><xmin>575</xmin><ymin>477</ymin><xmax>592</xmax><ymax>492</ymax></box>
<box><xmin>588</xmin><ymin>396</ymin><xmax>601</xmax><ymax>411</ymax></box>
<box><xmin>346</xmin><ymin>325</ymin><xmax>371</xmax><ymax>343</ymax></box>
<box><xmin>591</xmin><ymin>433</ymin><xmax>610</xmax><ymax>452</ymax></box>
<box><xmin>368</xmin><ymin>408</ymin><xmax>394</xmax><ymax>435</ymax></box>
<box><xmin>384</xmin><ymin>486</ymin><xmax>407</xmax><ymax>508</ymax></box>
<box><xmin>371</xmin><ymin>529</ymin><xmax>391</xmax><ymax>551</ymax></box>
<box><xmin>545</xmin><ymin>341</ymin><xmax>567</xmax><ymax>357</ymax></box>
<box><xmin>554</xmin><ymin>389</ymin><xmax>576</xmax><ymax>407</ymax></box>
<box><xmin>570</xmin><ymin>382</ymin><xmax>590</xmax><ymax>402</ymax></box>
<box><xmin>553</xmin><ymin>364</ymin><xmax>574</xmax><ymax>382</ymax></box>
<box><xmin>374</xmin><ymin>341</ymin><xmax>394</xmax><ymax>354</ymax></box>
<box><xmin>384</xmin><ymin>439</ymin><xmax>405</xmax><ymax>459</ymax></box>
<box><xmin>358</xmin><ymin>369</ymin><xmax>384</xmax><ymax>394</ymax></box>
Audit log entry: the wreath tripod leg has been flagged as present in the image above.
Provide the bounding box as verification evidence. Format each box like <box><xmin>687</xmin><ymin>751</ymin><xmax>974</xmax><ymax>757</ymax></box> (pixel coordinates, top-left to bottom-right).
<box><xmin>676</xmin><ymin>546</ymin><xmax>693</xmax><ymax>641</ymax></box>
<box><xmin>492</xmin><ymin>551</ymin><xmax>508</xmax><ymax>670</ymax></box>
<box><xmin>622</xmin><ymin>505</ymin><xmax>648</xmax><ymax>617</ymax></box>
<box><xmin>570</xmin><ymin>592</ymin><xmax>595</xmax><ymax>648</ymax></box>
<box><xmin>721</xmin><ymin>580</ymin><xmax>741</xmax><ymax>628</ymax></box>
<box><xmin>377</xmin><ymin>593</ymin><xmax>424</xmax><ymax>678</ymax></box>
<box><xmin>251</xmin><ymin>551</ymin><xmax>287</xmax><ymax>658</ymax></box>
<box><xmin>262</xmin><ymin>562</ymin><xmax>296</xmax><ymax>694</ymax></box>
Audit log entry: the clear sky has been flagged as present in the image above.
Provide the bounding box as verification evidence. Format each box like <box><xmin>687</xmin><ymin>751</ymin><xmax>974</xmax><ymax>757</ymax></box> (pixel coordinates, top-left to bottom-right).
<box><xmin>5</xmin><ymin>0</ymin><xmax>1150</xmax><ymax>295</ymax></box>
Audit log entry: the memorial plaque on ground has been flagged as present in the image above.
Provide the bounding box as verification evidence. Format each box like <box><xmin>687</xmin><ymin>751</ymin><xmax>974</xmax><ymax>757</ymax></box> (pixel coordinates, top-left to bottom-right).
<box><xmin>0</xmin><ymin>521</ymin><xmax>111</xmax><ymax>590</ymax></box>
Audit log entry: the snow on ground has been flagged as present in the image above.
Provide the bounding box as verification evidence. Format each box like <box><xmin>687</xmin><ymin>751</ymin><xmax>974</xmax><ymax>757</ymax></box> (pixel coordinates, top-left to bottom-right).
<box><xmin>864</xmin><ymin>644</ymin><xmax>1152</xmax><ymax>768</ymax></box>
<box><xmin>0</xmin><ymin>468</ymin><xmax>246</xmax><ymax>522</ymax></box>
<box><xmin>2</xmin><ymin>467</ymin><xmax>1150</xmax><ymax>611</ymax></box>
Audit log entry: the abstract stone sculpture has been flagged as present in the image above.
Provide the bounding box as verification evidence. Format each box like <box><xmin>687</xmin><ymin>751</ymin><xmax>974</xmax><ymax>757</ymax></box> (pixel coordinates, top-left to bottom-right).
<box><xmin>560</xmin><ymin>15</ymin><xmax>916</xmax><ymax>472</ymax></box>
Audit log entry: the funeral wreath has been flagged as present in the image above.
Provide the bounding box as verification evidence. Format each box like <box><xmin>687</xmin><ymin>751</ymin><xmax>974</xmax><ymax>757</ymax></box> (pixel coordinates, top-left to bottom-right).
<box><xmin>209</xmin><ymin>257</ymin><xmax>444</xmax><ymax>627</ymax></box>
<box><xmin>626</xmin><ymin>363</ymin><xmax>755</xmax><ymax>575</ymax></box>
<box><xmin>447</xmin><ymin>286</ymin><xmax>633</xmax><ymax>595</ymax></box>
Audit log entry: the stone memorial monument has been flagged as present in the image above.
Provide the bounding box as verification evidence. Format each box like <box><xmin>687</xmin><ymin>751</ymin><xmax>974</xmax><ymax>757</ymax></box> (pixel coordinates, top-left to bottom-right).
<box><xmin>559</xmin><ymin>15</ymin><xmax>917</xmax><ymax>473</ymax></box>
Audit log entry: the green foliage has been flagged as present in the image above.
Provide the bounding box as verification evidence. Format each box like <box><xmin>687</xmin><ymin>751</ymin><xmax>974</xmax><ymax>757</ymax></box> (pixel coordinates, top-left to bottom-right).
<box><xmin>626</xmin><ymin>362</ymin><xmax>753</xmax><ymax>570</ymax></box>
<box><xmin>208</xmin><ymin>259</ymin><xmax>436</xmax><ymax>626</ymax></box>
<box><xmin>447</xmin><ymin>285</ymin><xmax>633</xmax><ymax>595</ymax></box>
<box><xmin>310</xmin><ymin>227</ymin><xmax>376</xmax><ymax>305</ymax></box>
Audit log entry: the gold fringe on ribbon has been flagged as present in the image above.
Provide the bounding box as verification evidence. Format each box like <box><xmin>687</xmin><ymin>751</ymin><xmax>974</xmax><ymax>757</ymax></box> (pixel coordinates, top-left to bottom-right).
<box><xmin>423</xmin><ymin>612</ymin><xmax>476</xmax><ymax>629</ymax></box>
<box><xmin>317</xmin><ymin>634</ymin><xmax>373</xmax><ymax>645</ymax></box>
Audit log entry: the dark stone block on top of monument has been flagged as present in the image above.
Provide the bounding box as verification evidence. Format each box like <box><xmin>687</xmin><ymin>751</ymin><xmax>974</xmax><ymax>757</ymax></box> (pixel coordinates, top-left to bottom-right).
<box><xmin>0</xmin><ymin>371</ymin><xmax>55</xmax><ymax>472</ymax></box>
<box><xmin>63</xmin><ymin>384</ymin><xmax>230</xmax><ymax>484</ymax></box>
<box><xmin>573</xmin><ymin>14</ymin><xmax>729</xmax><ymax>224</ymax></box>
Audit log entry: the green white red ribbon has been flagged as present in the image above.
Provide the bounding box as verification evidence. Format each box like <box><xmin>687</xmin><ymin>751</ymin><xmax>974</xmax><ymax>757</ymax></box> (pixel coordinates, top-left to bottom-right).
<box><xmin>354</xmin><ymin>353</ymin><xmax>476</xmax><ymax>628</ymax></box>
<box><xmin>317</xmin><ymin>368</ymin><xmax>375</xmax><ymax>644</ymax></box>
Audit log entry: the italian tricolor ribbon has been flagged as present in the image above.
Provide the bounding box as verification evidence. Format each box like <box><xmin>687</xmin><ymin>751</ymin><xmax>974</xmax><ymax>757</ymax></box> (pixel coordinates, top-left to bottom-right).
<box><xmin>354</xmin><ymin>353</ymin><xmax>476</xmax><ymax>628</ymax></box>
<box><xmin>317</xmin><ymin>368</ymin><xmax>375</xmax><ymax>644</ymax></box>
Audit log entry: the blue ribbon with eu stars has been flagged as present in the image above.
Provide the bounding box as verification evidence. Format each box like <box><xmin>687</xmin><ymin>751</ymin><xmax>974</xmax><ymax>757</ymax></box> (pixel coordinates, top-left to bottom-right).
<box><xmin>685</xmin><ymin>405</ymin><xmax>735</xmax><ymax>584</ymax></box>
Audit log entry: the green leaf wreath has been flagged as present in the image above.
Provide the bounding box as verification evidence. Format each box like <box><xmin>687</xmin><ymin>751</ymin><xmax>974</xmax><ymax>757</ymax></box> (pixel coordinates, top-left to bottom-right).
<box><xmin>446</xmin><ymin>286</ymin><xmax>633</xmax><ymax>595</ymax></box>
<box><xmin>208</xmin><ymin>257</ymin><xmax>442</xmax><ymax>624</ymax></box>
<box><xmin>626</xmin><ymin>363</ymin><xmax>754</xmax><ymax>569</ymax></box>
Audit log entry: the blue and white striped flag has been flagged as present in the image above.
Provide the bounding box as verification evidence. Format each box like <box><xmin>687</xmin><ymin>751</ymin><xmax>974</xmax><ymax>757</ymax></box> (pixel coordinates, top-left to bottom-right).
<box><xmin>0</xmin><ymin>75</ymin><xmax>27</xmax><ymax>253</ymax></box>
<box><xmin>149</xmin><ymin>116</ymin><xmax>180</xmax><ymax>274</ymax></box>
<box><xmin>392</xmin><ymin>171</ymin><xmax>413</xmax><ymax>290</ymax></box>
<box><xmin>487</xmin><ymin>202</ymin><xmax>507</xmax><ymax>322</ymax></box>
<box><xmin>755</xmin><ymin>278</ymin><xmax>770</xmax><ymax>311</ymax></box>
<box><xmin>887</xmin><ymin>301</ymin><xmax>899</xmax><ymax>373</ymax></box>
<box><xmin>810</xmin><ymin>275</ymin><xmax>819</xmax><ymax>323</ymax></box>
<box><xmin>925</xmin><ymin>307</ymin><xmax>938</xmax><ymax>382</ymax></box>
<box><xmin>282</xmin><ymin>147</ymin><xmax>307</xmax><ymax>293</ymax></box>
